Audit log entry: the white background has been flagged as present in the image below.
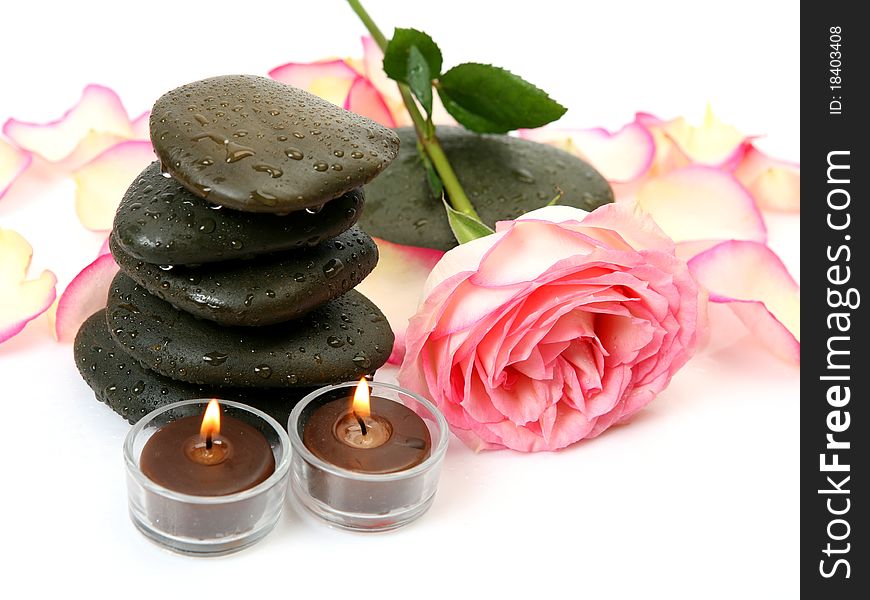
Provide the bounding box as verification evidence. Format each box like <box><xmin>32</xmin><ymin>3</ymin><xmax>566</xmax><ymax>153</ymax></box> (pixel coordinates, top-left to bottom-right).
<box><xmin>0</xmin><ymin>1</ymin><xmax>799</xmax><ymax>598</ymax></box>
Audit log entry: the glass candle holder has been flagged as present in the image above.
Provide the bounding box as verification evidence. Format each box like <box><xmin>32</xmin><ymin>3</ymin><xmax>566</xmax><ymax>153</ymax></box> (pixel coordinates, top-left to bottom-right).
<box><xmin>288</xmin><ymin>381</ymin><xmax>449</xmax><ymax>532</ymax></box>
<box><xmin>124</xmin><ymin>399</ymin><xmax>290</xmax><ymax>556</ymax></box>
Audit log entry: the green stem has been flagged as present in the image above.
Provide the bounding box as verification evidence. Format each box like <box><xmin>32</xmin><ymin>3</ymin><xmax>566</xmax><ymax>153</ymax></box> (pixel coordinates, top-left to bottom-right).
<box><xmin>345</xmin><ymin>0</ymin><xmax>481</xmax><ymax>220</ymax></box>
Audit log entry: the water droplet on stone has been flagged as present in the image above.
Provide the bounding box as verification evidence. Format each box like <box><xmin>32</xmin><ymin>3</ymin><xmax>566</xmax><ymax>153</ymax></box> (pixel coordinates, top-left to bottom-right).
<box><xmin>305</xmin><ymin>204</ymin><xmax>324</xmax><ymax>214</ymax></box>
<box><xmin>313</xmin><ymin>162</ymin><xmax>329</xmax><ymax>172</ymax></box>
<box><xmin>197</xmin><ymin>218</ymin><xmax>216</xmax><ymax>233</ymax></box>
<box><xmin>254</xmin><ymin>163</ymin><xmax>283</xmax><ymax>178</ymax></box>
<box><xmin>352</xmin><ymin>353</ymin><xmax>371</xmax><ymax>369</ymax></box>
<box><xmin>230</xmin><ymin>240</ymin><xmax>244</xmax><ymax>250</ymax></box>
<box><xmin>254</xmin><ymin>364</ymin><xmax>272</xmax><ymax>378</ymax></box>
<box><xmin>202</xmin><ymin>352</ymin><xmax>228</xmax><ymax>365</ymax></box>
<box><xmin>512</xmin><ymin>168</ymin><xmax>536</xmax><ymax>184</ymax></box>
<box><xmin>285</xmin><ymin>147</ymin><xmax>304</xmax><ymax>160</ymax></box>
<box><xmin>323</xmin><ymin>258</ymin><xmax>344</xmax><ymax>278</ymax></box>
<box><xmin>327</xmin><ymin>336</ymin><xmax>344</xmax><ymax>348</ymax></box>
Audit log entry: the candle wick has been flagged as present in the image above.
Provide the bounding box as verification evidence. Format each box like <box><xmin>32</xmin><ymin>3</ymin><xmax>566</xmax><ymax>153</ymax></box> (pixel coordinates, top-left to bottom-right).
<box><xmin>354</xmin><ymin>412</ymin><xmax>368</xmax><ymax>436</ymax></box>
<box><xmin>205</xmin><ymin>432</ymin><xmax>213</xmax><ymax>450</ymax></box>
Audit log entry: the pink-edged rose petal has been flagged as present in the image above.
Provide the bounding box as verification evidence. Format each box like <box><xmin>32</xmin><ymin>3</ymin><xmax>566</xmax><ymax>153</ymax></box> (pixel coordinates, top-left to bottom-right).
<box><xmin>130</xmin><ymin>111</ymin><xmax>151</xmax><ymax>140</ymax></box>
<box><xmin>3</xmin><ymin>84</ymin><xmax>137</xmax><ymax>168</ymax></box>
<box><xmin>634</xmin><ymin>166</ymin><xmax>766</xmax><ymax>246</ymax></box>
<box><xmin>96</xmin><ymin>236</ymin><xmax>111</xmax><ymax>257</ymax></box>
<box><xmin>53</xmin><ymin>253</ymin><xmax>119</xmax><ymax>343</ymax></box>
<box><xmin>0</xmin><ymin>138</ymin><xmax>31</xmax><ymax>200</ymax></box>
<box><xmin>354</xmin><ymin>238</ymin><xmax>444</xmax><ymax>364</ymax></box>
<box><xmin>734</xmin><ymin>144</ymin><xmax>800</xmax><ymax>212</ymax></box>
<box><xmin>635</xmin><ymin>112</ymin><xmax>691</xmax><ymax>175</ymax></box>
<box><xmin>519</xmin><ymin>122</ymin><xmax>655</xmax><ymax>183</ymax></box>
<box><xmin>689</xmin><ymin>240</ymin><xmax>799</xmax><ymax>364</ymax></box>
<box><xmin>73</xmin><ymin>140</ymin><xmax>155</xmax><ymax>231</ymax></box>
<box><xmin>0</xmin><ymin>229</ymin><xmax>57</xmax><ymax>344</ymax></box>
<box><xmin>269</xmin><ymin>59</ymin><xmax>359</xmax><ymax>106</ymax></box>
<box><xmin>660</xmin><ymin>106</ymin><xmax>752</xmax><ymax>169</ymax></box>
<box><xmin>344</xmin><ymin>76</ymin><xmax>397</xmax><ymax>127</ymax></box>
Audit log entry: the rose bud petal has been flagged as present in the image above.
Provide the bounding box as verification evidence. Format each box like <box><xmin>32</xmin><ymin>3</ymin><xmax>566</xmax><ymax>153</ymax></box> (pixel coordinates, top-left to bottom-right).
<box><xmin>361</xmin><ymin>36</ymin><xmax>414</xmax><ymax>126</ymax></box>
<box><xmin>52</xmin><ymin>253</ymin><xmax>119</xmax><ymax>343</ymax></box>
<box><xmin>269</xmin><ymin>59</ymin><xmax>359</xmax><ymax>106</ymax></box>
<box><xmin>519</xmin><ymin>122</ymin><xmax>656</xmax><ymax>184</ymax></box>
<box><xmin>399</xmin><ymin>204</ymin><xmax>700</xmax><ymax>452</ymax></box>
<box><xmin>3</xmin><ymin>84</ymin><xmax>137</xmax><ymax>169</ymax></box>
<box><xmin>73</xmin><ymin>140</ymin><xmax>155</xmax><ymax>231</ymax></box>
<box><xmin>0</xmin><ymin>138</ymin><xmax>31</xmax><ymax>200</ymax></box>
<box><xmin>634</xmin><ymin>166</ymin><xmax>767</xmax><ymax>248</ymax></box>
<box><xmin>0</xmin><ymin>229</ymin><xmax>57</xmax><ymax>344</ymax></box>
<box><xmin>355</xmin><ymin>238</ymin><xmax>444</xmax><ymax>364</ymax></box>
<box><xmin>344</xmin><ymin>76</ymin><xmax>397</xmax><ymax>127</ymax></box>
<box><xmin>689</xmin><ymin>240</ymin><xmax>799</xmax><ymax>364</ymax></box>
<box><xmin>734</xmin><ymin>144</ymin><xmax>800</xmax><ymax>212</ymax></box>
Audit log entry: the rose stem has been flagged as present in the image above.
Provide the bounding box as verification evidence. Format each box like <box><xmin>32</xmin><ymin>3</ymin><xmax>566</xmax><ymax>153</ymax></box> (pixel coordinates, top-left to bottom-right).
<box><xmin>345</xmin><ymin>0</ymin><xmax>482</xmax><ymax>221</ymax></box>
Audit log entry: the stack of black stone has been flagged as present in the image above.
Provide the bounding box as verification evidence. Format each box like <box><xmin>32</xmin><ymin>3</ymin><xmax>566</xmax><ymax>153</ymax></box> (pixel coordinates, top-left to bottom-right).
<box><xmin>74</xmin><ymin>75</ymin><xmax>398</xmax><ymax>426</ymax></box>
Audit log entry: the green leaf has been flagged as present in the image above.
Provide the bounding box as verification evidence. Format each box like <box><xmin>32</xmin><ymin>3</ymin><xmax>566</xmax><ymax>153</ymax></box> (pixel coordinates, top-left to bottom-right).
<box><xmin>383</xmin><ymin>28</ymin><xmax>443</xmax><ymax>83</ymax></box>
<box><xmin>437</xmin><ymin>63</ymin><xmax>567</xmax><ymax>133</ymax></box>
<box><xmin>443</xmin><ymin>200</ymin><xmax>494</xmax><ymax>244</ymax></box>
<box><xmin>407</xmin><ymin>45</ymin><xmax>433</xmax><ymax>115</ymax></box>
<box><xmin>546</xmin><ymin>185</ymin><xmax>565</xmax><ymax>206</ymax></box>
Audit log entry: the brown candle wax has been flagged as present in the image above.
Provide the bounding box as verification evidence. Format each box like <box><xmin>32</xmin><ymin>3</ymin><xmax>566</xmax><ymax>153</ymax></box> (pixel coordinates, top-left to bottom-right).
<box><xmin>141</xmin><ymin>414</ymin><xmax>275</xmax><ymax>496</ymax></box>
<box><xmin>303</xmin><ymin>397</ymin><xmax>431</xmax><ymax>474</ymax></box>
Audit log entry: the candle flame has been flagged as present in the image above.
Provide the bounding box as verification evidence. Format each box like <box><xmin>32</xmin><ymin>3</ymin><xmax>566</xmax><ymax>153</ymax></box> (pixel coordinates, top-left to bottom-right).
<box><xmin>352</xmin><ymin>378</ymin><xmax>371</xmax><ymax>418</ymax></box>
<box><xmin>200</xmin><ymin>398</ymin><xmax>221</xmax><ymax>440</ymax></box>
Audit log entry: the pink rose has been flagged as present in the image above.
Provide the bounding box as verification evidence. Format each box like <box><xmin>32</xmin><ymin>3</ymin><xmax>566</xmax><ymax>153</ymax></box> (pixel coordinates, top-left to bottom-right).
<box><xmin>397</xmin><ymin>204</ymin><xmax>700</xmax><ymax>451</ymax></box>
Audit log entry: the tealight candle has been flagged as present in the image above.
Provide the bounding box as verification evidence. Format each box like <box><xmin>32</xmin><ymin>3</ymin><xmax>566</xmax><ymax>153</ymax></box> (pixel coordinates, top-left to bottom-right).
<box><xmin>289</xmin><ymin>380</ymin><xmax>448</xmax><ymax>531</ymax></box>
<box><xmin>302</xmin><ymin>379</ymin><xmax>431</xmax><ymax>473</ymax></box>
<box><xmin>140</xmin><ymin>399</ymin><xmax>275</xmax><ymax>495</ymax></box>
<box><xmin>125</xmin><ymin>399</ymin><xmax>290</xmax><ymax>556</ymax></box>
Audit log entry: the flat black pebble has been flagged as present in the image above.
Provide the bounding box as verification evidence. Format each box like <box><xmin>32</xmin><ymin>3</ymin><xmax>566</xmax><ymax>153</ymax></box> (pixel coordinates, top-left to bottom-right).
<box><xmin>110</xmin><ymin>227</ymin><xmax>378</xmax><ymax>326</ymax></box>
<box><xmin>361</xmin><ymin>126</ymin><xmax>614</xmax><ymax>250</ymax></box>
<box><xmin>74</xmin><ymin>311</ymin><xmax>318</xmax><ymax>426</ymax></box>
<box><xmin>106</xmin><ymin>273</ymin><xmax>393</xmax><ymax>388</ymax></box>
<box><xmin>150</xmin><ymin>74</ymin><xmax>400</xmax><ymax>213</ymax></box>
<box><xmin>113</xmin><ymin>161</ymin><xmax>365</xmax><ymax>265</ymax></box>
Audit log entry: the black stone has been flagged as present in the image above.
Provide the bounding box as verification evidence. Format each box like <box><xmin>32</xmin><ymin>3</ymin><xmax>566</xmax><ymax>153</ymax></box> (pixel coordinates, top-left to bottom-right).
<box><xmin>106</xmin><ymin>273</ymin><xmax>393</xmax><ymax>388</ymax></box>
<box><xmin>360</xmin><ymin>126</ymin><xmax>614</xmax><ymax>251</ymax></box>
<box><xmin>113</xmin><ymin>162</ymin><xmax>365</xmax><ymax>265</ymax></box>
<box><xmin>74</xmin><ymin>311</ymin><xmax>317</xmax><ymax>426</ymax></box>
<box><xmin>150</xmin><ymin>75</ymin><xmax>400</xmax><ymax>213</ymax></box>
<box><xmin>110</xmin><ymin>227</ymin><xmax>378</xmax><ymax>326</ymax></box>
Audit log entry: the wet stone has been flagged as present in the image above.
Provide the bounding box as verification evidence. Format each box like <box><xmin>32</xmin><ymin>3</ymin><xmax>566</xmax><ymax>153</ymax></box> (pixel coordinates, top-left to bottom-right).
<box><xmin>149</xmin><ymin>74</ymin><xmax>400</xmax><ymax>213</ymax></box>
<box><xmin>74</xmin><ymin>311</ymin><xmax>318</xmax><ymax>426</ymax></box>
<box><xmin>360</xmin><ymin>126</ymin><xmax>614</xmax><ymax>251</ymax></box>
<box><xmin>110</xmin><ymin>227</ymin><xmax>378</xmax><ymax>326</ymax></box>
<box><xmin>105</xmin><ymin>273</ymin><xmax>393</xmax><ymax>388</ymax></box>
<box><xmin>113</xmin><ymin>162</ymin><xmax>365</xmax><ymax>265</ymax></box>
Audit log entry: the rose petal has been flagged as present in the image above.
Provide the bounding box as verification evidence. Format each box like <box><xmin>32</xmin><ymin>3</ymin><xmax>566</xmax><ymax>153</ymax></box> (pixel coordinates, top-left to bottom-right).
<box><xmin>0</xmin><ymin>229</ymin><xmax>57</xmax><ymax>344</ymax></box>
<box><xmin>689</xmin><ymin>240</ymin><xmax>799</xmax><ymax>363</ymax></box>
<box><xmin>73</xmin><ymin>140</ymin><xmax>155</xmax><ymax>231</ymax></box>
<box><xmin>343</xmin><ymin>76</ymin><xmax>397</xmax><ymax>127</ymax></box>
<box><xmin>635</xmin><ymin>112</ymin><xmax>691</xmax><ymax>176</ymax></box>
<box><xmin>3</xmin><ymin>84</ymin><xmax>136</xmax><ymax>168</ymax></box>
<box><xmin>96</xmin><ymin>236</ymin><xmax>111</xmax><ymax>257</ymax></box>
<box><xmin>660</xmin><ymin>106</ymin><xmax>751</xmax><ymax>169</ymax></box>
<box><xmin>53</xmin><ymin>253</ymin><xmax>119</xmax><ymax>343</ymax></box>
<box><xmin>130</xmin><ymin>111</ymin><xmax>151</xmax><ymax>140</ymax></box>
<box><xmin>269</xmin><ymin>59</ymin><xmax>359</xmax><ymax>106</ymax></box>
<box><xmin>734</xmin><ymin>144</ymin><xmax>800</xmax><ymax>212</ymax></box>
<box><xmin>634</xmin><ymin>166</ymin><xmax>766</xmax><ymax>245</ymax></box>
<box><xmin>354</xmin><ymin>238</ymin><xmax>444</xmax><ymax>364</ymax></box>
<box><xmin>0</xmin><ymin>138</ymin><xmax>31</xmax><ymax>200</ymax></box>
<box><xmin>519</xmin><ymin>122</ymin><xmax>655</xmax><ymax>183</ymax></box>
